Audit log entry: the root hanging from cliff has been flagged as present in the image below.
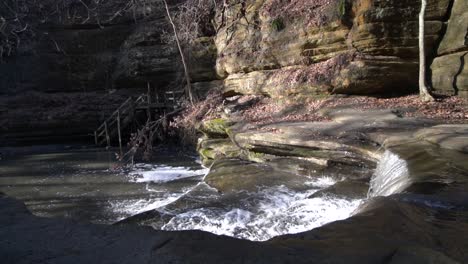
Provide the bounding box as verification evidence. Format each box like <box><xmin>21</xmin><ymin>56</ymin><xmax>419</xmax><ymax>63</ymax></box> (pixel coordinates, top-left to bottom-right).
<box><xmin>119</xmin><ymin>108</ymin><xmax>184</xmax><ymax>164</ymax></box>
<box><xmin>119</xmin><ymin>88</ymin><xmax>223</xmax><ymax>164</ymax></box>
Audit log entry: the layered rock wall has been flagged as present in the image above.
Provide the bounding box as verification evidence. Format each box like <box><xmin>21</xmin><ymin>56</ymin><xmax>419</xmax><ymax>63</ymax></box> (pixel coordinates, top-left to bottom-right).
<box><xmin>431</xmin><ymin>0</ymin><xmax>468</xmax><ymax>97</ymax></box>
<box><xmin>215</xmin><ymin>0</ymin><xmax>457</xmax><ymax>97</ymax></box>
<box><xmin>0</xmin><ymin>0</ymin><xmax>218</xmax><ymax>144</ymax></box>
<box><xmin>0</xmin><ymin>0</ymin><xmax>218</xmax><ymax>94</ymax></box>
<box><xmin>1</xmin><ymin>0</ymin><xmax>466</xmax><ymax>144</ymax></box>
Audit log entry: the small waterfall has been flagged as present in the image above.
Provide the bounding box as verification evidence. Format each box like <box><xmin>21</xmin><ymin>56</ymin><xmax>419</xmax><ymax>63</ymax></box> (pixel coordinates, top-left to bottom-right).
<box><xmin>118</xmin><ymin>163</ymin><xmax>363</xmax><ymax>241</ymax></box>
<box><xmin>161</xmin><ymin>183</ymin><xmax>362</xmax><ymax>241</ymax></box>
<box><xmin>368</xmin><ymin>150</ymin><xmax>410</xmax><ymax>197</ymax></box>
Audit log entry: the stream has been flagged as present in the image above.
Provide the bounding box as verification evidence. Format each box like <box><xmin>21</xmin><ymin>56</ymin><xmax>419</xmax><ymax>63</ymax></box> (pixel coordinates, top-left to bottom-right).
<box><xmin>0</xmin><ymin>145</ymin><xmax>367</xmax><ymax>241</ymax></box>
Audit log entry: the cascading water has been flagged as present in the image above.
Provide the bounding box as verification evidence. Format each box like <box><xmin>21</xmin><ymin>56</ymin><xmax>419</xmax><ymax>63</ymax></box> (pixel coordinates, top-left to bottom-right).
<box><xmin>109</xmin><ymin>164</ymin><xmax>209</xmax><ymax>219</ymax></box>
<box><xmin>161</xmin><ymin>184</ymin><xmax>362</xmax><ymax>241</ymax></box>
<box><xmin>368</xmin><ymin>150</ymin><xmax>410</xmax><ymax>197</ymax></box>
<box><xmin>0</xmin><ymin>147</ymin><xmax>367</xmax><ymax>242</ymax></box>
<box><xmin>121</xmin><ymin>165</ymin><xmax>363</xmax><ymax>242</ymax></box>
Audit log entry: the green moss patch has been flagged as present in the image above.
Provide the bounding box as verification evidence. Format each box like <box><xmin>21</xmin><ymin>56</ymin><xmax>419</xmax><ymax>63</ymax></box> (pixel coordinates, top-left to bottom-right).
<box><xmin>198</xmin><ymin>118</ymin><xmax>232</xmax><ymax>138</ymax></box>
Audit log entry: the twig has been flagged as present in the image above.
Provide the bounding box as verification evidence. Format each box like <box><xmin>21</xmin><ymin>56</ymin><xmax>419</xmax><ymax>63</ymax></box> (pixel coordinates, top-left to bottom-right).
<box><xmin>120</xmin><ymin>107</ymin><xmax>185</xmax><ymax>165</ymax></box>
<box><xmin>163</xmin><ymin>0</ymin><xmax>195</xmax><ymax>105</ymax></box>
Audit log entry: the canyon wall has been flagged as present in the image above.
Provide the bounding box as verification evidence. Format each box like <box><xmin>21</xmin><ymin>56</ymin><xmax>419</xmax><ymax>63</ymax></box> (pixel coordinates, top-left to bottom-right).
<box><xmin>0</xmin><ymin>0</ymin><xmax>217</xmax><ymax>144</ymax></box>
<box><xmin>214</xmin><ymin>0</ymin><xmax>465</xmax><ymax>98</ymax></box>
<box><xmin>1</xmin><ymin>0</ymin><xmax>466</xmax><ymax>144</ymax></box>
<box><xmin>431</xmin><ymin>0</ymin><xmax>468</xmax><ymax>97</ymax></box>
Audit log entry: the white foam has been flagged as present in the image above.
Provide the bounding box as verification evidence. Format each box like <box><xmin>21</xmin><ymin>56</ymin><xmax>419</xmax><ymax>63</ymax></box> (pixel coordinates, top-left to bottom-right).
<box><xmin>115</xmin><ymin>164</ymin><xmax>362</xmax><ymax>241</ymax></box>
<box><xmin>129</xmin><ymin>164</ymin><xmax>209</xmax><ymax>183</ymax></box>
<box><xmin>108</xmin><ymin>164</ymin><xmax>209</xmax><ymax>221</ymax></box>
<box><xmin>305</xmin><ymin>176</ymin><xmax>337</xmax><ymax>188</ymax></box>
<box><xmin>162</xmin><ymin>184</ymin><xmax>362</xmax><ymax>241</ymax></box>
<box><xmin>109</xmin><ymin>192</ymin><xmax>184</xmax><ymax>221</ymax></box>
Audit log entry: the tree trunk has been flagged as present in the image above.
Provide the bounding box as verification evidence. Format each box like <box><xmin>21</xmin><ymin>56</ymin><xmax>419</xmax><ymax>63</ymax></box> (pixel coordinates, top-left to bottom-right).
<box><xmin>419</xmin><ymin>0</ymin><xmax>435</xmax><ymax>102</ymax></box>
<box><xmin>162</xmin><ymin>0</ymin><xmax>195</xmax><ymax>105</ymax></box>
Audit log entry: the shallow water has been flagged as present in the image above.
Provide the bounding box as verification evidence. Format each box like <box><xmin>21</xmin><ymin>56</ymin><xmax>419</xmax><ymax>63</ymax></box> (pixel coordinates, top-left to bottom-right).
<box><xmin>0</xmin><ymin>145</ymin><xmax>364</xmax><ymax>241</ymax></box>
<box><xmin>0</xmin><ymin>145</ymin><xmax>204</xmax><ymax>224</ymax></box>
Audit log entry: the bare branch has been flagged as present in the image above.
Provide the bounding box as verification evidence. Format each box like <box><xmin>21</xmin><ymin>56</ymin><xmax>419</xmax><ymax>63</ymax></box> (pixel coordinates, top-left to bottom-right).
<box><xmin>78</xmin><ymin>0</ymin><xmax>91</xmax><ymax>24</ymax></box>
<box><xmin>163</xmin><ymin>0</ymin><xmax>195</xmax><ymax>105</ymax></box>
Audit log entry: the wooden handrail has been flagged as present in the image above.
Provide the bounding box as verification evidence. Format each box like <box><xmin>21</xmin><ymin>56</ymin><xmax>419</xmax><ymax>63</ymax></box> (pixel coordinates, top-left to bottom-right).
<box><xmin>93</xmin><ymin>92</ymin><xmax>178</xmax><ymax>146</ymax></box>
<box><xmin>96</xmin><ymin>97</ymin><xmax>133</xmax><ymax>131</ymax></box>
<box><xmin>94</xmin><ymin>95</ymin><xmax>144</xmax><ymax>136</ymax></box>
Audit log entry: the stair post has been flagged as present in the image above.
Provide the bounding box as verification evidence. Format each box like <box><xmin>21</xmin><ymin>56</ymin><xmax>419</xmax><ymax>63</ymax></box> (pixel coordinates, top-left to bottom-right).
<box><xmin>104</xmin><ymin>121</ymin><xmax>110</xmax><ymax>148</ymax></box>
<box><xmin>147</xmin><ymin>82</ymin><xmax>152</xmax><ymax>121</ymax></box>
<box><xmin>117</xmin><ymin>110</ymin><xmax>123</xmax><ymax>156</ymax></box>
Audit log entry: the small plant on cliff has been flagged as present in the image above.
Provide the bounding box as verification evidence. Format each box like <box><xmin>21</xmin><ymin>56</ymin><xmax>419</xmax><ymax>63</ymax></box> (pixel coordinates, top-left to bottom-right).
<box><xmin>338</xmin><ymin>0</ymin><xmax>346</xmax><ymax>17</ymax></box>
<box><xmin>271</xmin><ymin>18</ymin><xmax>285</xmax><ymax>32</ymax></box>
<box><xmin>337</xmin><ymin>0</ymin><xmax>352</xmax><ymax>19</ymax></box>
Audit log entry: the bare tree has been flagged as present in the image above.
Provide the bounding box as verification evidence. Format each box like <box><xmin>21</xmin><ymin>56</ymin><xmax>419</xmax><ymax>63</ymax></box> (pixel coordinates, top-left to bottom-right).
<box><xmin>162</xmin><ymin>0</ymin><xmax>195</xmax><ymax>105</ymax></box>
<box><xmin>0</xmin><ymin>0</ymin><xmax>160</xmax><ymax>60</ymax></box>
<box><xmin>418</xmin><ymin>0</ymin><xmax>435</xmax><ymax>102</ymax></box>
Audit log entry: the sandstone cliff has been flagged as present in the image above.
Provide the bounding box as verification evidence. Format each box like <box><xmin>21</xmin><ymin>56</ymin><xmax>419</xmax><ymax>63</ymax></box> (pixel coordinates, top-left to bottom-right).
<box><xmin>431</xmin><ymin>0</ymin><xmax>468</xmax><ymax>97</ymax></box>
<box><xmin>1</xmin><ymin>0</ymin><xmax>466</xmax><ymax>144</ymax></box>
<box><xmin>214</xmin><ymin>0</ymin><xmax>466</xmax><ymax>98</ymax></box>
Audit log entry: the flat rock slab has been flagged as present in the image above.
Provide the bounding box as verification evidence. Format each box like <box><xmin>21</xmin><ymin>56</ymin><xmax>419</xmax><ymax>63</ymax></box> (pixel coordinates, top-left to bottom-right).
<box><xmin>319</xmin><ymin>107</ymin><xmax>401</xmax><ymax>122</ymax></box>
<box><xmin>205</xmin><ymin>159</ymin><xmax>311</xmax><ymax>193</ymax></box>
<box><xmin>414</xmin><ymin>125</ymin><xmax>468</xmax><ymax>153</ymax></box>
<box><xmin>231</xmin><ymin>108</ymin><xmax>442</xmax><ymax>162</ymax></box>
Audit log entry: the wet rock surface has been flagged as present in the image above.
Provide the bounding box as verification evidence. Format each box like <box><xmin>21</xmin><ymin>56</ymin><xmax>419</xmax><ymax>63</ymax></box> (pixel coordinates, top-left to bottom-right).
<box><xmin>2</xmin><ymin>166</ymin><xmax>468</xmax><ymax>264</ymax></box>
<box><xmin>204</xmin><ymin>159</ymin><xmax>312</xmax><ymax>193</ymax></box>
<box><xmin>2</xmin><ymin>109</ymin><xmax>468</xmax><ymax>263</ymax></box>
<box><xmin>309</xmin><ymin>179</ymin><xmax>369</xmax><ymax>200</ymax></box>
<box><xmin>1</xmin><ymin>0</ymin><xmax>468</xmax><ymax>262</ymax></box>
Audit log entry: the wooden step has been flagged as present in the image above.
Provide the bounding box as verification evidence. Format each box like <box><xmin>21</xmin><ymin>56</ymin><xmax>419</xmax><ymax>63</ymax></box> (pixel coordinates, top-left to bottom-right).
<box><xmin>93</xmin><ymin>92</ymin><xmax>181</xmax><ymax>148</ymax></box>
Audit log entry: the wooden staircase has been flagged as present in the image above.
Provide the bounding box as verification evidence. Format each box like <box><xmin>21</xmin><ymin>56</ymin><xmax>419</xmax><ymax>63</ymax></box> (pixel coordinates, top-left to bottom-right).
<box><xmin>93</xmin><ymin>88</ymin><xmax>185</xmax><ymax>150</ymax></box>
<box><xmin>94</xmin><ymin>94</ymin><xmax>146</xmax><ymax>149</ymax></box>
<box><xmin>164</xmin><ymin>89</ymin><xmax>185</xmax><ymax>107</ymax></box>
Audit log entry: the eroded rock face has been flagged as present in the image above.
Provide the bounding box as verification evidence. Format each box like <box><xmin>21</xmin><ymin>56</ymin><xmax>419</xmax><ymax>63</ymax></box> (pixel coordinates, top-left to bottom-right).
<box><xmin>0</xmin><ymin>1</ymin><xmax>221</xmax><ymax>92</ymax></box>
<box><xmin>0</xmin><ymin>0</ymin><xmax>219</xmax><ymax>143</ymax></box>
<box><xmin>431</xmin><ymin>0</ymin><xmax>468</xmax><ymax>98</ymax></box>
<box><xmin>215</xmin><ymin>0</ymin><xmax>452</xmax><ymax>97</ymax></box>
<box><xmin>1</xmin><ymin>0</ymin><xmax>467</xmax><ymax>142</ymax></box>
<box><xmin>0</xmin><ymin>91</ymin><xmax>130</xmax><ymax>145</ymax></box>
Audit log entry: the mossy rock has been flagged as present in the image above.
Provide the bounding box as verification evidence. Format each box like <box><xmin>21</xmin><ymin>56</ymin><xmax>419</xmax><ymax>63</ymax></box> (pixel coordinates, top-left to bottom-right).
<box><xmin>244</xmin><ymin>150</ymin><xmax>271</xmax><ymax>163</ymax></box>
<box><xmin>200</xmin><ymin>148</ymin><xmax>216</xmax><ymax>160</ymax></box>
<box><xmin>197</xmin><ymin>118</ymin><xmax>232</xmax><ymax>138</ymax></box>
<box><xmin>198</xmin><ymin>138</ymin><xmax>242</xmax><ymax>166</ymax></box>
<box><xmin>271</xmin><ymin>18</ymin><xmax>285</xmax><ymax>32</ymax></box>
<box><xmin>249</xmin><ymin>144</ymin><xmax>343</xmax><ymax>160</ymax></box>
